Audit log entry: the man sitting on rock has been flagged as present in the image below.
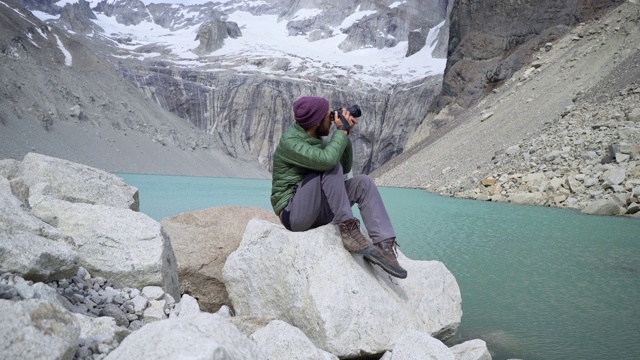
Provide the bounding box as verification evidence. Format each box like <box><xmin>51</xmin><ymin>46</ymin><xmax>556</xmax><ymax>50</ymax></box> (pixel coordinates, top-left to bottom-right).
<box><xmin>270</xmin><ymin>96</ymin><xmax>407</xmax><ymax>279</ymax></box>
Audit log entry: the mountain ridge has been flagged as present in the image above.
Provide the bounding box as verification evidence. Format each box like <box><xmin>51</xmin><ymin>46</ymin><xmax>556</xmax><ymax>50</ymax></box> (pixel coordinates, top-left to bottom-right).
<box><xmin>3</xmin><ymin>0</ymin><xmax>449</xmax><ymax>175</ymax></box>
<box><xmin>2</xmin><ymin>0</ymin><xmax>636</xmax><ymax>208</ymax></box>
<box><xmin>374</xmin><ymin>1</ymin><xmax>640</xmax><ymax>216</ymax></box>
<box><xmin>0</xmin><ymin>0</ymin><xmax>270</xmax><ymax>177</ymax></box>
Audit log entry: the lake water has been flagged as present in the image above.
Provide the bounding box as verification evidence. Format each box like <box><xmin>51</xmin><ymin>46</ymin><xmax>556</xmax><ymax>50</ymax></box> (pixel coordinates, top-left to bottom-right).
<box><xmin>118</xmin><ymin>173</ymin><xmax>640</xmax><ymax>360</ymax></box>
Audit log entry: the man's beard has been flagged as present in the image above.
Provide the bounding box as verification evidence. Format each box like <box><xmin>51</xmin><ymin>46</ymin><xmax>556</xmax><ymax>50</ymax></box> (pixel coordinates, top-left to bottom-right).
<box><xmin>317</xmin><ymin>121</ymin><xmax>331</xmax><ymax>137</ymax></box>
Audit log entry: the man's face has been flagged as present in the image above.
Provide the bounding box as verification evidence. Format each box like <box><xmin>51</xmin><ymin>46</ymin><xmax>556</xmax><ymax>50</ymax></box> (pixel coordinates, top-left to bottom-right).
<box><xmin>316</xmin><ymin>108</ymin><xmax>332</xmax><ymax>137</ymax></box>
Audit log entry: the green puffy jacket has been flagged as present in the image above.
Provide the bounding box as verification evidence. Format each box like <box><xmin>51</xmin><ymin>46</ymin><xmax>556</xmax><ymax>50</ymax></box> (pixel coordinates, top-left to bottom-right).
<box><xmin>271</xmin><ymin>123</ymin><xmax>353</xmax><ymax>215</ymax></box>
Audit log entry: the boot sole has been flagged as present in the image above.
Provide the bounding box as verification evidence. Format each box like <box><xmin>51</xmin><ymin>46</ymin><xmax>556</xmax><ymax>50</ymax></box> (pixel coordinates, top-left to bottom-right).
<box><xmin>364</xmin><ymin>253</ymin><xmax>408</xmax><ymax>279</ymax></box>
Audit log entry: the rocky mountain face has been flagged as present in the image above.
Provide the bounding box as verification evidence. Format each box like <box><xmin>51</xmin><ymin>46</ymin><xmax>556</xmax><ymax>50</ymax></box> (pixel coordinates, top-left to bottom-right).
<box><xmin>375</xmin><ymin>1</ymin><xmax>640</xmax><ymax>217</ymax></box>
<box><xmin>0</xmin><ymin>0</ymin><xmax>270</xmax><ymax>177</ymax></box>
<box><xmin>432</xmin><ymin>0</ymin><xmax>624</xmax><ymax>114</ymax></box>
<box><xmin>121</xmin><ymin>63</ymin><xmax>441</xmax><ymax>173</ymax></box>
<box><xmin>8</xmin><ymin>0</ymin><xmax>449</xmax><ymax>175</ymax></box>
<box><xmin>279</xmin><ymin>0</ymin><xmax>449</xmax><ymax>52</ymax></box>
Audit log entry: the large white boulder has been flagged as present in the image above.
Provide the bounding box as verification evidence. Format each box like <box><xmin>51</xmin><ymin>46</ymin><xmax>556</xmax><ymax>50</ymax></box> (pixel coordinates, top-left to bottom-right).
<box><xmin>18</xmin><ymin>152</ymin><xmax>139</xmax><ymax>211</ymax></box>
<box><xmin>581</xmin><ymin>198</ymin><xmax>625</xmax><ymax>216</ymax></box>
<box><xmin>0</xmin><ymin>191</ymin><xmax>78</xmax><ymax>281</ymax></box>
<box><xmin>223</xmin><ymin>219</ymin><xmax>462</xmax><ymax>358</ymax></box>
<box><xmin>0</xmin><ymin>299</ymin><xmax>80</xmax><ymax>360</ymax></box>
<box><xmin>386</xmin><ymin>330</ymin><xmax>454</xmax><ymax>360</ymax></box>
<box><xmin>29</xmin><ymin>196</ymin><xmax>179</xmax><ymax>299</ymax></box>
<box><xmin>250</xmin><ymin>320</ymin><xmax>338</xmax><ymax>360</ymax></box>
<box><xmin>451</xmin><ymin>339</ymin><xmax>492</xmax><ymax>360</ymax></box>
<box><xmin>380</xmin><ymin>331</ymin><xmax>491</xmax><ymax>360</ymax></box>
<box><xmin>104</xmin><ymin>313</ymin><xmax>266</xmax><ymax>360</ymax></box>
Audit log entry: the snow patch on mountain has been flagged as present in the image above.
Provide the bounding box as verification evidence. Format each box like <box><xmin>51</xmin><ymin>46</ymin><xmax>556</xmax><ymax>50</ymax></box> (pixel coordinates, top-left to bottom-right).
<box><xmin>29</xmin><ymin>0</ymin><xmax>446</xmax><ymax>89</ymax></box>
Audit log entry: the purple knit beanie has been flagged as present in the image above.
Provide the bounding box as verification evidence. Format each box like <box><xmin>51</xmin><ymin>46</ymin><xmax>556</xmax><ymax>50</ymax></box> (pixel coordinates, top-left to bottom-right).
<box><xmin>293</xmin><ymin>96</ymin><xmax>329</xmax><ymax>129</ymax></box>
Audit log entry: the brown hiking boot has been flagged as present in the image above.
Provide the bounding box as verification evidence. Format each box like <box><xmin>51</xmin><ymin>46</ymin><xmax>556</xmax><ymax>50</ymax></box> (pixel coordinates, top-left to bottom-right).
<box><xmin>338</xmin><ymin>218</ymin><xmax>375</xmax><ymax>255</ymax></box>
<box><xmin>364</xmin><ymin>238</ymin><xmax>407</xmax><ymax>279</ymax></box>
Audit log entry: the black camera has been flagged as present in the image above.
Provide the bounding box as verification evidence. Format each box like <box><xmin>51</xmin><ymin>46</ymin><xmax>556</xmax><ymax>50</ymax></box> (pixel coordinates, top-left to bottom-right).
<box><xmin>331</xmin><ymin>104</ymin><xmax>361</xmax><ymax>132</ymax></box>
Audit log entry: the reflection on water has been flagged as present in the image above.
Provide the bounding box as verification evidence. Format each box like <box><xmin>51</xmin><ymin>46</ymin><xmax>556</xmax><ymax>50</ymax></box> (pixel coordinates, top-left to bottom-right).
<box><xmin>118</xmin><ymin>174</ymin><xmax>640</xmax><ymax>360</ymax></box>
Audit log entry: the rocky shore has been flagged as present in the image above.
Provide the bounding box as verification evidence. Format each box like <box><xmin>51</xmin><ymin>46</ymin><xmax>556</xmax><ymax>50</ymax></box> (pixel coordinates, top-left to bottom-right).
<box><xmin>444</xmin><ymin>84</ymin><xmax>640</xmax><ymax>217</ymax></box>
<box><xmin>0</xmin><ymin>270</ymin><xmax>201</xmax><ymax>359</ymax></box>
<box><xmin>374</xmin><ymin>2</ymin><xmax>640</xmax><ymax>219</ymax></box>
<box><xmin>0</xmin><ymin>153</ymin><xmax>491</xmax><ymax>360</ymax></box>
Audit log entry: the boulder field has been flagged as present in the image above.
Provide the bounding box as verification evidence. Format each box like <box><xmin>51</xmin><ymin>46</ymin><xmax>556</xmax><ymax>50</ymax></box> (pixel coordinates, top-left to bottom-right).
<box><xmin>0</xmin><ymin>153</ymin><xmax>489</xmax><ymax>359</ymax></box>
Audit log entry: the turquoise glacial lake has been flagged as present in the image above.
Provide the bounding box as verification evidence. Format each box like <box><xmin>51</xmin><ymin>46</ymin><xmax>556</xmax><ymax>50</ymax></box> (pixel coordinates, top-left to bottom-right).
<box><xmin>118</xmin><ymin>173</ymin><xmax>640</xmax><ymax>360</ymax></box>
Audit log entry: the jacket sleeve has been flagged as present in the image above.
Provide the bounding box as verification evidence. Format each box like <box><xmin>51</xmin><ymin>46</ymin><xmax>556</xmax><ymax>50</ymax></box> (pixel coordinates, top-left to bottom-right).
<box><xmin>279</xmin><ymin>131</ymin><xmax>350</xmax><ymax>171</ymax></box>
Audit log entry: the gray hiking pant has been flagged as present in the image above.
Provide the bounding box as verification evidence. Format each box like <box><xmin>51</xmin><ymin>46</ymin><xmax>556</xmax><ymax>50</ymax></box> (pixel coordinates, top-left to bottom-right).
<box><xmin>280</xmin><ymin>163</ymin><xmax>395</xmax><ymax>244</ymax></box>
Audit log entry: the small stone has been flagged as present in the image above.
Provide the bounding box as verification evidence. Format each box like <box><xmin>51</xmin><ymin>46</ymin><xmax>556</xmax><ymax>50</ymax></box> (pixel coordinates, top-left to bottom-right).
<box><xmin>69</xmin><ymin>304</ymin><xmax>89</xmax><ymax>315</ymax></box>
<box><xmin>589</xmin><ymin>190</ymin><xmax>604</xmax><ymax>198</ymax></box>
<box><xmin>584</xmin><ymin>178</ymin><xmax>599</xmax><ymax>187</ymax></box>
<box><xmin>128</xmin><ymin>320</ymin><xmax>144</xmax><ymax>331</ymax></box>
<box><xmin>215</xmin><ymin>305</ymin><xmax>232</xmax><ymax>318</ymax></box>
<box><xmin>76</xmin><ymin>345</ymin><xmax>91</xmax><ymax>358</ymax></box>
<box><xmin>97</xmin><ymin>343</ymin><xmax>111</xmax><ymax>354</ymax></box>
<box><xmin>100</xmin><ymin>303</ymin><xmax>129</xmax><ymax>327</ymax></box>
<box><xmin>603</xmin><ymin>168</ymin><xmax>626</xmax><ymax>186</ymax></box>
<box><xmin>72</xmin><ymin>293</ymin><xmax>85</xmax><ymax>303</ymax></box>
<box><xmin>128</xmin><ymin>288</ymin><xmax>140</xmax><ymax>298</ymax></box>
<box><xmin>14</xmin><ymin>282</ymin><xmax>35</xmax><ymax>300</ymax></box>
<box><xmin>506</xmin><ymin>145</ymin><xmax>520</xmax><ymax>156</ymax></box>
<box><xmin>122</xmin><ymin>301</ymin><xmax>135</xmax><ymax>314</ymax></box>
<box><xmin>143</xmin><ymin>300</ymin><xmax>167</xmax><ymax>323</ymax></box>
<box><xmin>84</xmin><ymin>297</ymin><xmax>97</xmax><ymax>308</ymax></box>
<box><xmin>581</xmin><ymin>199</ymin><xmax>623</xmax><ymax>216</ymax></box>
<box><xmin>131</xmin><ymin>295</ymin><xmax>149</xmax><ymax>315</ymax></box>
<box><xmin>141</xmin><ymin>286</ymin><xmax>165</xmax><ymax>301</ymax></box>
<box><xmin>628</xmin><ymin>107</ymin><xmax>640</xmax><ymax>122</ymax></box>
<box><xmin>481</xmin><ymin>178</ymin><xmax>496</xmax><ymax>186</ymax></box>
<box><xmin>480</xmin><ymin>112</ymin><xmax>494</xmax><ymax>122</ymax></box>
<box><xmin>616</xmin><ymin>153</ymin><xmax>630</xmax><ymax>163</ymax></box>
<box><xmin>0</xmin><ymin>284</ymin><xmax>18</xmax><ymax>299</ymax></box>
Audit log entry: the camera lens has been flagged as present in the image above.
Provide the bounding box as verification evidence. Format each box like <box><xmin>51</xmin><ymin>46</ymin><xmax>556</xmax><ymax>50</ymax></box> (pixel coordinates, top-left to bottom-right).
<box><xmin>346</xmin><ymin>104</ymin><xmax>361</xmax><ymax>118</ymax></box>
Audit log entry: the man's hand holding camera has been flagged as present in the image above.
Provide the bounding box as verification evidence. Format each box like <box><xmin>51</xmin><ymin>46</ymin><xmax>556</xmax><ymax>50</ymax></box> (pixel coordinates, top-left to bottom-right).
<box><xmin>333</xmin><ymin>108</ymin><xmax>357</xmax><ymax>135</ymax></box>
<box><xmin>332</xmin><ymin>104</ymin><xmax>361</xmax><ymax>135</ymax></box>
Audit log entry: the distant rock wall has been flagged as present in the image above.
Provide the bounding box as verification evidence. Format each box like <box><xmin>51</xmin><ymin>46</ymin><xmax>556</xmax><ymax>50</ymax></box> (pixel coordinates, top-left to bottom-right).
<box><xmin>374</xmin><ymin>3</ymin><xmax>640</xmax><ymax>218</ymax></box>
<box><xmin>432</xmin><ymin>0</ymin><xmax>624</xmax><ymax>113</ymax></box>
<box><xmin>121</xmin><ymin>66</ymin><xmax>441</xmax><ymax>174</ymax></box>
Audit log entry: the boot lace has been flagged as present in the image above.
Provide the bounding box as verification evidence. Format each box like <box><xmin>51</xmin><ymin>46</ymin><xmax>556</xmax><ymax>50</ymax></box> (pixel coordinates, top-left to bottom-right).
<box><xmin>382</xmin><ymin>238</ymin><xmax>399</xmax><ymax>258</ymax></box>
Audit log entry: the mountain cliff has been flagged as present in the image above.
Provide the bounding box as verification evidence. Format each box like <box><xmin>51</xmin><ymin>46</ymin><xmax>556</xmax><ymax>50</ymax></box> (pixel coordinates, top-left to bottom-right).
<box><xmin>1</xmin><ymin>0</ymin><xmax>633</xmax><ymax>197</ymax></box>
<box><xmin>0</xmin><ymin>0</ymin><xmax>269</xmax><ymax>177</ymax></box>
<box><xmin>432</xmin><ymin>0</ymin><xmax>623</xmax><ymax>113</ymax></box>
<box><xmin>375</xmin><ymin>0</ymin><xmax>639</xmax><ymax>216</ymax></box>
<box><xmin>2</xmin><ymin>0</ymin><xmax>449</xmax><ymax>175</ymax></box>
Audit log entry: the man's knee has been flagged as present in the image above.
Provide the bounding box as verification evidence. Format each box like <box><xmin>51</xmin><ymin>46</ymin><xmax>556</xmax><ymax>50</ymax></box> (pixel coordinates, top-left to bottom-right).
<box><xmin>351</xmin><ymin>174</ymin><xmax>375</xmax><ymax>189</ymax></box>
<box><xmin>320</xmin><ymin>163</ymin><xmax>345</xmax><ymax>182</ymax></box>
